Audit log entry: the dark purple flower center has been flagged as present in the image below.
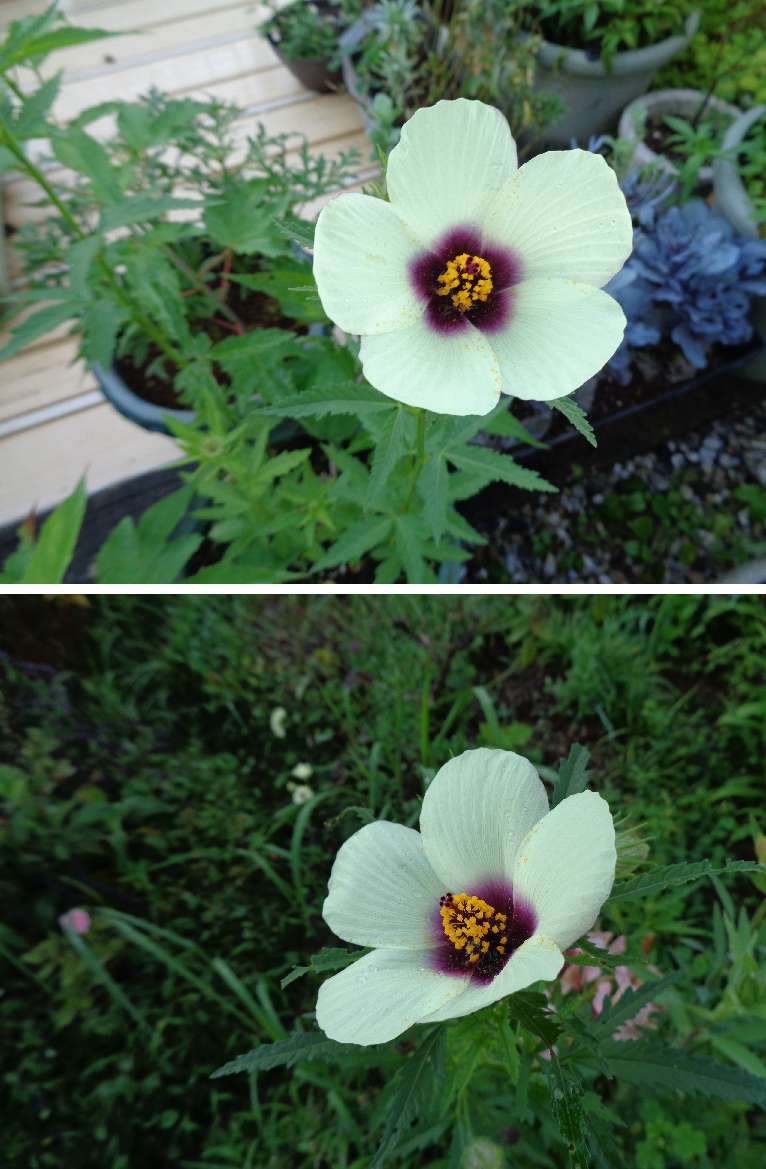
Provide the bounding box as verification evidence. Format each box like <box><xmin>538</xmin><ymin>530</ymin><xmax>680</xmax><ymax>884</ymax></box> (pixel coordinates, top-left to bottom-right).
<box><xmin>409</xmin><ymin>224</ymin><xmax>523</xmax><ymax>336</ymax></box>
<box><xmin>431</xmin><ymin>880</ymin><xmax>537</xmax><ymax>985</ymax></box>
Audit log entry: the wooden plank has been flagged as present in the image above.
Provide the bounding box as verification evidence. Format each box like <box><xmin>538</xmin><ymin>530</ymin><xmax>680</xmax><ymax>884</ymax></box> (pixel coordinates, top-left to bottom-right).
<box><xmin>0</xmin><ymin>400</ymin><xmax>180</xmax><ymax>526</ymax></box>
<box><xmin>0</xmin><ymin>338</ymin><xmax>96</xmax><ymax>423</ymax></box>
<box><xmin>1</xmin><ymin>0</ymin><xmax>256</xmax><ymax>34</ymax></box>
<box><xmin>36</xmin><ymin>4</ymin><xmax>266</xmax><ymax>79</ymax></box>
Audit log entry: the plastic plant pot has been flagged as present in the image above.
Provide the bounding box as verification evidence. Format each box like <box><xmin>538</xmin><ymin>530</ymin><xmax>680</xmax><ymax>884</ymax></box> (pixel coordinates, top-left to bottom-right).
<box><xmin>265</xmin><ymin>0</ymin><xmax>342</xmax><ymax>94</ymax></box>
<box><xmin>619</xmin><ymin>88</ymin><xmax>740</xmax><ymax>182</ymax></box>
<box><xmin>93</xmin><ymin>362</ymin><xmax>196</xmax><ymax>436</ymax></box>
<box><xmin>529</xmin><ymin>11</ymin><xmax>700</xmax><ymax>150</ymax></box>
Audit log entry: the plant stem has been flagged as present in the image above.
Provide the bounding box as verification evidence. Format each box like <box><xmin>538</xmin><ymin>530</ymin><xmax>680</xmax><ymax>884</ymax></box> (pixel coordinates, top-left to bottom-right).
<box><xmin>163</xmin><ymin>245</ymin><xmax>245</xmax><ymax>330</ymax></box>
<box><xmin>0</xmin><ymin>134</ymin><xmax>85</xmax><ymax>239</ymax></box>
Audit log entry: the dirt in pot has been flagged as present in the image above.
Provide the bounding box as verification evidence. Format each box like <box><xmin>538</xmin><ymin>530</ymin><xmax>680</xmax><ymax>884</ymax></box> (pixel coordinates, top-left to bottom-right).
<box><xmin>507</xmin><ymin>336</ymin><xmax>759</xmax><ymax>447</ymax></box>
<box><xmin>644</xmin><ymin>111</ymin><xmax>732</xmax><ymax>169</ymax></box>
<box><xmin>117</xmin><ymin>283</ymin><xmax>308</xmax><ymax>411</ymax></box>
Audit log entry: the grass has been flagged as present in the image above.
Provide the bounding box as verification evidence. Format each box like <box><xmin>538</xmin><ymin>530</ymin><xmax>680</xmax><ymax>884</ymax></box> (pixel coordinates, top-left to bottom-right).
<box><xmin>1</xmin><ymin>595</ymin><xmax>766</xmax><ymax>1169</ymax></box>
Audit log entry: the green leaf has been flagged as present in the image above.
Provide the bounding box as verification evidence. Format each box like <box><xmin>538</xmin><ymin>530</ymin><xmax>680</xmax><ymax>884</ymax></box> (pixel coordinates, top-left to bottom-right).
<box><xmin>19</xmin><ymin>477</ymin><xmax>86</xmax><ymax>584</ymax></box>
<box><xmin>559</xmin><ymin>1013</ymin><xmax>614</xmax><ymax>1079</ymax></box>
<box><xmin>550</xmin><ymin>744</ymin><xmax>592</xmax><ymax>807</ymax></box>
<box><xmin>184</xmin><ymin>564</ymin><xmax>298</xmax><ymax>583</ymax></box>
<box><xmin>50</xmin><ymin>126</ymin><xmax>122</xmax><ymax>205</ymax></box>
<box><xmin>394</xmin><ymin>514</ymin><xmax>436</xmax><ymax>584</ymax></box>
<box><xmin>261</xmin><ymin>382</ymin><xmax>395</xmax><ymax>421</ymax></box>
<box><xmin>95</xmin><ymin>485</ymin><xmax>201</xmax><ymax>584</ymax></box>
<box><xmin>609</xmin><ymin>860</ymin><xmax>766</xmax><ymax>903</ymax></box>
<box><xmin>547</xmin><ymin>1061</ymin><xmax>590</xmax><ymax>1169</ymax></box>
<box><xmin>370</xmin><ymin>1026</ymin><xmax>446</xmax><ymax>1168</ymax></box>
<box><xmin>280</xmin><ymin>947</ymin><xmax>371</xmax><ymax>990</ymax></box>
<box><xmin>81</xmin><ymin>298</ymin><xmax>129</xmax><ymax>371</ymax></box>
<box><xmin>0</xmin><ymin>301</ymin><xmax>79</xmax><ymax>364</ymax></box>
<box><xmin>203</xmin><ymin>180</ymin><xmax>288</xmax><ymax>256</ymax></box>
<box><xmin>591</xmin><ymin>970</ymin><xmax>684</xmax><ymax>1040</ymax></box>
<box><xmin>1</xmin><ymin>25</ymin><xmax>120</xmax><ymax>71</ymax></box>
<box><xmin>99</xmin><ymin>194</ymin><xmax>203</xmax><ymax>233</ymax></box>
<box><xmin>550</xmin><ymin>395</ymin><xmax>596</xmax><ymax>447</ymax></box>
<box><xmin>365</xmin><ymin>404</ymin><xmax>411</xmax><ymax>506</ymax></box>
<box><xmin>272</xmin><ymin>213</ymin><xmax>315</xmax><ymax>249</ymax></box>
<box><xmin>482</xmin><ymin>405</ymin><xmax>550</xmax><ymax>448</ymax></box>
<box><xmin>65</xmin><ymin>235</ymin><xmax>102</xmax><ymax>300</ymax></box>
<box><xmin>210</xmin><ymin>1031</ymin><xmax>359</xmax><ymax>1077</ymax></box>
<box><xmin>499</xmin><ymin>1017</ymin><xmax>520</xmax><ymax>1085</ymax></box>
<box><xmin>507</xmin><ymin>991</ymin><xmax>562</xmax><ymax>1049</ymax></box>
<box><xmin>416</xmin><ymin>449</ymin><xmax>451</xmax><ymax>544</ymax></box>
<box><xmin>12</xmin><ymin>72</ymin><xmax>61</xmax><ymax>139</ymax></box>
<box><xmin>228</xmin><ymin>270</ymin><xmax>328</xmax><ymax>323</ymax></box>
<box><xmin>448</xmin><ymin>445</ymin><xmax>557</xmax><ymax>493</ymax></box>
<box><xmin>312</xmin><ymin>516</ymin><xmax>394</xmax><ymax>573</ymax></box>
<box><xmin>600</xmin><ymin>1039</ymin><xmax>766</xmax><ymax>1107</ymax></box>
<box><xmin>207</xmin><ymin>328</ymin><xmax>297</xmax><ymax>364</ymax></box>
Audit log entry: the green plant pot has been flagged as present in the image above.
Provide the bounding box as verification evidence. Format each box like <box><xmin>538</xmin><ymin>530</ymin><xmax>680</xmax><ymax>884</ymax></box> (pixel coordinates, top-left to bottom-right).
<box><xmin>530</xmin><ymin>11</ymin><xmax>700</xmax><ymax>149</ymax></box>
<box><xmin>92</xmin><ymin>363</ymin><xmax>195</xmax><ymax>436</ymax></box>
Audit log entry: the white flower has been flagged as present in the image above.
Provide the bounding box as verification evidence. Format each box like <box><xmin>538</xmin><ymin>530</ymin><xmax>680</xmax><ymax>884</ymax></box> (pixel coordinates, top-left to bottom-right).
<box><xmin>270</xmin><ymin>707</ymin><xmax>287</xmax><ymax>738</ymax></box>
<box><xmin>313</xmin><ymin>99</ymin><xmax>632</xmax><ymax>416</ymax></box>
<box><xmin>291</xmin><ymin>784</ymin><xmax>315</xmax><ymax>805</ymax></box>
<box><xmin>291</xmin><ymin>762</ymin><xmax>313</xmax><ymax>780</ymax></box>
<box><xmin>316</xmin><ymin>748</ymin><xmax>615</xmax><ymax>1045</ymax></box>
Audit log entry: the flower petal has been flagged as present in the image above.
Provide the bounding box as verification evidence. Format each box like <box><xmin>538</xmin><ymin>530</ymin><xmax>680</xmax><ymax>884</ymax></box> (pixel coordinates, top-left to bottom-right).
<box><xmin>386</xmin><ymin>99</ymin><xmax>518</xmax><ymax>250</ymax></box>
<box><xmin>420</xmin><ymin>749</ymin><xmax>549</xmax><ymax>892</ymax></box>
<box><xmin>316</xmin><ymin>948</ymin><xmax>468</xmax><ymax>1044</ymax></box>
<box><xmin>512</xmin><ymin>791</ymin><xmax>616</xmax><ymax>952</ymax></box>
<box><xmin>313</xmin><ymin>192</ymin><xmax>424</xmax><ymax>335</ymax></box>
<box><xmin>323</xmin><ymin>821</ymin><xmax>446</xmax><ymax>949</ymax></box>
<box><xmin>484</xmin><ymin>150</ymin><xmax>633</xmax><ymax>288</ymax></box>
<box><xmin>491</xmin><ymin>278</ymin><xmax>626</xmax><ymax>401</ymax></box>
<box><xmin>418</xmin><ymin>933</ymin><xmax>564</xmax><ymax>1023</ymax></box>
<box><xmin>360</xmin><ymin>317</ymin><xmax>500</xmax><ymax>414</ymax></box>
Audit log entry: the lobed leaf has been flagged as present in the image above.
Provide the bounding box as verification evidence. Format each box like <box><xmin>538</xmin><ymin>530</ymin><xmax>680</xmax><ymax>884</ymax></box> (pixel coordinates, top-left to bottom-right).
<box><xmin>370</xmin><ymin>1026</ymin><xmax>447</xmax><ymax>1168</ymax></box>
<box><xmin>600</xmin><ymin>1039</ymin><xmax>766</xmax><ymax>1107</ymax></box>
<box><xmin>211</xmin><ymin>1031</ymin><xmax>358</xmax><ymax>1077</ymax></box>
<box><xmin>549</xmin><ymin>395</ymin><xmax>597</xmax><ymax>447</ymax></box>
<box><xmin>261</xmin><ymin>382</ymin><xmax>395</xmax><ymax>421</ymax></box>
<box><xmin>609</xmin><ymin>860</ymin><xmax>766</xmax><ymax>903</ymax></box>
<box><xmin>448</xmin><ymin>445</ymin><xmax>557</xmax><ymax>493</ymax></box>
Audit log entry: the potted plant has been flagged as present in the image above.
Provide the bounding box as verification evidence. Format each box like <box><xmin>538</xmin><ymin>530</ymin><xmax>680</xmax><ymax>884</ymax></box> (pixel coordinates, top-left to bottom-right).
<box><xmin>618</xmin><ymin>89</ymin><xmax>739</xmax><ymax>189</ymax></box>
<box><xmin>338</xmin><ymin>0</ymin><xmax>562</xmax><ymax>157</ymax></box>
<box><xmin>713</xmin><ymin>103</ymin><xmax>766</xmax><ymax>238</ymax></box>
<box><xmin>519</xmin><ymin>1</ymin><xmax>701</xmax><ymax>149</ymax></box>
<box><xmin>259</xmin><ymin>0</ymin><xmax>361</xmax><ymax>93</ymax></box>
<box><xmin>0</xmin><ymin>63</ymin><xmax>361</xmax><ymax>438</ymax></box>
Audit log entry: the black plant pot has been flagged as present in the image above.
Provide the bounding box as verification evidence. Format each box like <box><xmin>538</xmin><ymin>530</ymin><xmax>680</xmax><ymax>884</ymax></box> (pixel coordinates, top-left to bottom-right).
<box><xmin>267</xmin><ymin>35</ymin><xmax>342</xmax><ymax>93</ymax></box>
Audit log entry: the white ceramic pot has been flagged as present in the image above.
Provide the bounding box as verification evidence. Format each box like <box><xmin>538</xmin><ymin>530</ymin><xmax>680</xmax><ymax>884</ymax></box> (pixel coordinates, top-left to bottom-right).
<box><xmin>618</xmin><ymin>88</ymin><xmax>740</xmax><ymax>181</ymax></box>
<box><xmin>712</xmin><ymin>103</ymin><xmax>766</xmax><ymax>237</ymax></box>
<box><xmin>532</xmin><ymin>11</ymin><xmax>700</xmax><ymax>149</ymax></box>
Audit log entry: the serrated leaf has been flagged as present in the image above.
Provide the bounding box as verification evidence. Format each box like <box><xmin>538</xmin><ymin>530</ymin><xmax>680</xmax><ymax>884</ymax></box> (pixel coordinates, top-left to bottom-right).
<box><xmin>0</xmin><ymin>301</ymin><xmax>79</xmax><ymax>364</ymax></box>
<box><xmin>507</xmin><ymin>990</ymin><xmax>562</xmax><ymax>1049</ymax></box>
<box><xmin>559</xmin><ymin>1014</ymin><xmax>614</xmax><ymax>1079</ymax></box>
<box><xmin>394</xmin><ymin>514</ymin><xmax>436</xmax><ymax>584</ymax></box>
<box><xmin>482</xmin><ymin>405</ymin><xmax>550</xmax><ymax>448</ymax></box>
<box><xmin>499</xmin><ymin>1017</ymin><xmax>520</xmax><ymax>1084</ymax></box>
<box><xmin>416</xmin><ymin>450</ymin><xmax>450</xmax><ymax>544</ymax></box>
<box><xmin>273</xmin><ymin>213</ymin><xmax>315</xmax><ymax>249</ymax></box>
<box><xmin>366</xmin><ymin>404</ymin><xmax>410</xmax><ymax>506</ymax></box>
<box><xmin>550</xmin><ymin>395</ymin><xmax>596</xmax><ymax>447</ymax></box>
<box><xmin>99</xmin><ymin>194</ymin><xmax>203</xmax><ymax>233</ymax></box>
<box><xmin>184</xmin><ymin>564</ymin><xmax>298</xmax><ymax>583</ymax></box>
<box><xmin>370</xmin><ymin>1026</ymin><xmax>446</xmax><ymax>1168</ymax></box>
<box><xmin>211</xmin><ymin>1031</ymin><xmax>359</xmax><ymax>1077</ymax></box>
<box><xmin>81</xmin><ymin>299</ymin><xmax>129</xmax><ymax>371</ymax></box>
<box><xmin>551</xmin><ymin>744</ymin><xmax>592</xmax><ymax>807</ymax></box>
<box><xmin>448</xmin><ymin>445</ymin><xmax>558</xmax><ymax>493</ymax></box>
<box><xmin>313</xmin><ymin>516</ymin><xmax>394</xmax><ymax>572</ymax></box>
<box><xmin>13</xmin><ymin>72</ymin><xmax>60</xmax><ymax>139</ymax></box>
<box><xmin>599</xmin><ymin>1039</ymin><xmax>766</xmax><ymax>1107</ymax></box>
<box><xmin>262</xmin><ymin>382</ymin><xmax>394</xmax><ymax>421</ymax></box>
<box><xmin>95</xmin><ymin>484</ymin><xmax>201</xmax><ymax>584</ymax></box>
<box><xmin>547</xmin><ymin>1061</ymin><xmax>590</xmax><ymax>1169</ymax></box>
<box><xmin>2</xmin><ymin>25</ymin><xmax>119</xmax><ymax>71</ymax></box>
<box><xmin>591</xmin><ymin>969</ymin><xmax>684</xmax><ymax>1040</ymax></box>
<box><xmin>280</xmin><ymin>946</ymin><xmax>370</xmax><ymax>989</ymax></box>
<box><xmin>51</xmin><ymin>125</ymin><xmax>122</xmax><ymax>205</ymax></box>
<box><xmin>609</xmin><ymin>860</ymin><xmax>766</xmax><ymax>904</ymax></box>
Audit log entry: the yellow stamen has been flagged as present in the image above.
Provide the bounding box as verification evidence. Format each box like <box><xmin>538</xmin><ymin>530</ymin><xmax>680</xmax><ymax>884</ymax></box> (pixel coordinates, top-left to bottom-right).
<box><xmin>435</xmin><ymin>253</ymin><xmax>493</xmax><ymax>313</ymax></box>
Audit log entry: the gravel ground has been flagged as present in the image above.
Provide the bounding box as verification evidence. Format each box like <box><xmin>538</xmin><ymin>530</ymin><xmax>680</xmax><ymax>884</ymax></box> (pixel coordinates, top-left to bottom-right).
<box><xmin>462</xmin><ymin>395</ymin><xmax>766</xmax><ymax>585</ymax></box>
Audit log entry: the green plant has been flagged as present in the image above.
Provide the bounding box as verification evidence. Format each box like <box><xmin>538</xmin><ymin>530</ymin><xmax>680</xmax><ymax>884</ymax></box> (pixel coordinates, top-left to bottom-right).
<box><xmin>652</xmin><ymin>0</ymin><xmax>766</xmax><ymax>110</ymax></box>
<box><xmin>260</xmin><ymin>0</ymin><xmax>362</xmax><ymax>64</ymax></box>
<box><xmin>738</xmin><ymin>113</ymin><xmax>766</xmax><ymax>229</ymax></box>
<box><xmin>659</xmin><ymin>112</ymin><xmax>734</xmax><ymax>201</ymax></box>
<box><xmin>524</xmin><ymin>0</ymin><xmax>698</xmax><ymax>70</ymax></box>
<box><xmin>347</xmin><ymin>0</ymin><xmax>562</xmax><ymax>155</ymax></box>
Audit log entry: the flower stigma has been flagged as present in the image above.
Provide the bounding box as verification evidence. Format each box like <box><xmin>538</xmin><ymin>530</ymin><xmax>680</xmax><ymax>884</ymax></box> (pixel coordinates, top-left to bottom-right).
<box><xmin>436</xmin><ymin>253</ymin><xmax>493</xmax><ymax>314</ymax></box>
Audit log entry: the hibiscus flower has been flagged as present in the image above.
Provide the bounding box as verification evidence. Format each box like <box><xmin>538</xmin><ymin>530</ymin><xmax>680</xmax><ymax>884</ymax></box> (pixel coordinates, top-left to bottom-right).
<box><xmin>312</xmin><ymin>99</ymin><xmax>632</xmax><ymax>416</ymax></box>
<box><xmin>316</xmin><ymin>748</ymin><xmax>616</xmax><ymax>1044</ymax></box>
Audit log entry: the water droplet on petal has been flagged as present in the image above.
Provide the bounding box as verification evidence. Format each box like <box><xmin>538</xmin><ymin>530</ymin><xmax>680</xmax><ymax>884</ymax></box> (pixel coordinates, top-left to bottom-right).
<box><xmin>356</xmin><ymin>975</ymin><xmax>366</xmax><ymax>983</ymax></box>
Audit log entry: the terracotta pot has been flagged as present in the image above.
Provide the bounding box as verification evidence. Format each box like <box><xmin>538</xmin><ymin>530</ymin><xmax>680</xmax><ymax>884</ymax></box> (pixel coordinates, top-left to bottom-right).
<box><xmin>530</xmin><ymin>11</ymin><xmax>700</xmax><ymax>149</ymax></box>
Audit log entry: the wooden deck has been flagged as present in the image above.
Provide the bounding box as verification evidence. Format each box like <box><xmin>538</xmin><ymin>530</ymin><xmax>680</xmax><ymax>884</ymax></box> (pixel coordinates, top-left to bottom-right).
<box><xmin>0</xmin><ymin>0</ymin><xmax>371</xmax><ymax>528</ymax></box>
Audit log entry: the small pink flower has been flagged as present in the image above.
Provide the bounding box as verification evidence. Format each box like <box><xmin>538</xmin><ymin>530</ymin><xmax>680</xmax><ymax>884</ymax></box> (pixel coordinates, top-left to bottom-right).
<box><xmin>59</xmin><ymin>909</ymin><xmax>91</xmax><ymax>935</ymax></box>
<box><xmin>613</xmin><ymin>1002</ymin><xmax>662</xmax><ymax>1041</ymax></box>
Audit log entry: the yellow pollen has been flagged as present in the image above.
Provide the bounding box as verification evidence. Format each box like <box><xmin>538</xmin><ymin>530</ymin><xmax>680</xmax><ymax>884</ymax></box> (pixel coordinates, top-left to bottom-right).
<box><xmin>440</xmin><ymin>893</ymin><xmax>512</xmax><ymax>965</ymax></box>
<box><xmin>435</xmin><ymin>253</ymin><xmax>493</xmax><ymax>313</ymax></box>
